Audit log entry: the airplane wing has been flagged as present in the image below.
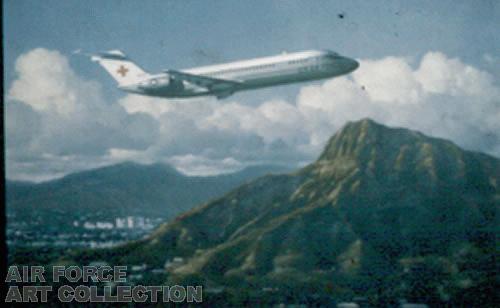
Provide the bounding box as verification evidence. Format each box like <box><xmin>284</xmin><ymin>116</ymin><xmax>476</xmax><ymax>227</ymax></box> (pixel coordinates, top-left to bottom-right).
<box><xmin>164</xmin><ymin>69</ymin><xmax>242</xmax><ymax>91</ymax></box>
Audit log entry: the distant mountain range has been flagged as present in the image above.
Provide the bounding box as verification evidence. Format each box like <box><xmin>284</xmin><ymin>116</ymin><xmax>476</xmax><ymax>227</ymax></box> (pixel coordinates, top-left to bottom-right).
<box><xmin>7</xmin><ymin>163</ymin><xmax>291</xmax><ymax>222</ymax></box>
<box><xmin>63</xmin><ymin>118</ymin><xmax>499</xmax><ymax>306</ymax></box>
<box><xmin>13</xmin><ymin>119</ymin><xmax>499</xmax><ymax>306</ymax></box>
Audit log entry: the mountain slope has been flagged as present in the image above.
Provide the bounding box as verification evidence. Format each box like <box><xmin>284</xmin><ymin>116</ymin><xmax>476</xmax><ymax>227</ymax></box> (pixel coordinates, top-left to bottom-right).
<box><xmin>68</xmin><ymin>119</ymin><xmax>499</xmax><ymax>305</ymax></box>
<box><xmin>7</xmin><ymin>162</ymin><xmax>291</xmax><ymax>220</ymax></box>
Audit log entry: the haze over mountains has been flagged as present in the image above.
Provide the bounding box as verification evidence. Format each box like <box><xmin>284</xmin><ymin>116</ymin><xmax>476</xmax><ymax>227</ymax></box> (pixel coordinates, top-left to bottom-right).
<box><xmin>6</xmin><ymin>163</ymin><xmax>291</xmax><ymax>252</ymax></box>
<box><xmin>64</xmin><ymin>119</ymin><xmax>498</xmax><ymax>306</ymax></box>
<box><xmin>7</xmin><ymin>162</ymin><xmax>291</xmax><ymax>220</ymax></box>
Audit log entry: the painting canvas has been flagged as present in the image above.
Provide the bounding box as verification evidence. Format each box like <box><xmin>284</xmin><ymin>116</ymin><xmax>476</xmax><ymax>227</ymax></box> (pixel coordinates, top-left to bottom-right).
<box><xmin>4</xmin><ymin>1</ymin><xmax>498</xmax><ymax>306</ymax></box>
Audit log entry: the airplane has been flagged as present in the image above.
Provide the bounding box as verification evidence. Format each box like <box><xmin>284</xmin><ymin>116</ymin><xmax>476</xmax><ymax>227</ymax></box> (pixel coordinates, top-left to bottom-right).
<box><xmin>88</xmin><ymin>49</ymin><xmax>359</xmax><ymax>99</ymax></box>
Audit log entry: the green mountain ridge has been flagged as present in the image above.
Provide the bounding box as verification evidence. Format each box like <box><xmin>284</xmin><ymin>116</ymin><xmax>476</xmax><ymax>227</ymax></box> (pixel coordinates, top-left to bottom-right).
<box><xmin>38</xmin><ymin>119</ymin><xmax>500</xmax><ymax>305</ymax></box>
<box><xmin>7</xmin><ymin>162</ymin><xmax>291</xmax><ymax>219</ymax></box>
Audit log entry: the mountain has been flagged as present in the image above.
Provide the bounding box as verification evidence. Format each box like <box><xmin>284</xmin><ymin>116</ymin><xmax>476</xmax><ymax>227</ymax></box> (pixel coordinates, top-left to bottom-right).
<box><xmin>44</xmin><ymin>119</ymin><xmax>500</xmax><ymax>305</ymax></box>
<box><xmin>6</xmin><ymin>162</ymin><xmax>291</xmax><ymax>222</ymax></box>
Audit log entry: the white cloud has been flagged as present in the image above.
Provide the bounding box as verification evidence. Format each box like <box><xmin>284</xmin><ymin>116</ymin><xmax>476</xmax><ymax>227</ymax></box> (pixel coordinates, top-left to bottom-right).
<box><xmin>167</xmin><ymin>154</ymin><xmax>243</xmax><ymax>176</ymax></box>
<box><xmin>201</xmin><ymin>99</ymin><xmax>307</xmax><ymax>144</ymax></box>
<box><xmin>294</xmin><ymin>52</ymin><xmax>500</xmax><ymax>156</ymax></box>
<box><xmin>353</xmin><ymin>56</ymin><xmax>423</xmax><ymax>104</ymax></box>
<box><xmin>6</xmin><ymin>48</ymin><xmax>160</xmax><ymax>180</ymax></box>
<box><xmin>415</xmin><ymin>51</ymin><xmax>497</xmax><ymax>97</ymax></box>
<box><xmin>8</xmin><ymin>48</ymin><xmax>104</xmax><ymax>116</ymax></box>
<box><xmin>5</xmin><ymin>48</ymin><xmax>500</xmax><ymax>181</ymax></box>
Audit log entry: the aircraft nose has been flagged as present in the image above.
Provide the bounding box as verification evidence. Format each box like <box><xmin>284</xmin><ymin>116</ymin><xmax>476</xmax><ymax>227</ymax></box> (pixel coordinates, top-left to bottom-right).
<box><xmin>346</xmin><ymin>58</ymin><xmax>359</xmax><ymax>72</ymax></box>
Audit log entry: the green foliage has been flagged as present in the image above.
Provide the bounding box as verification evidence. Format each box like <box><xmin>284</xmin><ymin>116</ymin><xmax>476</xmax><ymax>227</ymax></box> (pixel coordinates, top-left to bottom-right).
<box><xmin>20</xmin><ymin>119</ymin><xmax>498</xmax><ymax>306</ymax></box>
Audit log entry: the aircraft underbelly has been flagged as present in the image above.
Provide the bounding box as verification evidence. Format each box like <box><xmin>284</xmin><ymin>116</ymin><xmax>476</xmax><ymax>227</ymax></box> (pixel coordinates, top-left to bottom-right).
<box><xmin>138</xmin><ymin>62</ymin><xmax>353</xmax><ymax>98</ymax></box>
<box><xmin>94</xmin><ymin>49</ymin><xmax>358</xmax><ymax>99</ymax></box>
<box><xmin>239</xmin><ymin>67</ymin><xmax>340</xmax><ymax>90</ymax></box>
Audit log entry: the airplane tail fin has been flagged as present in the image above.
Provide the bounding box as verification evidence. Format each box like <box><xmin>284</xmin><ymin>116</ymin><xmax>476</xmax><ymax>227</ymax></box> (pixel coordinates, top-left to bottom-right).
<box><xmin>90</xmin><ymin>50</ymin><xmax>150</xmax><ymax>86</ymax></box>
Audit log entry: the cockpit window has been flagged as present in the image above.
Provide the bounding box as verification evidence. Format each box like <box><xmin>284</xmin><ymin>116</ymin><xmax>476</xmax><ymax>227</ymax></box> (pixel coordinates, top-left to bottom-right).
<box><xmin>324</xmin><ymin>50</ymin><xmax>340</xmax><ymax>58</ymax></box>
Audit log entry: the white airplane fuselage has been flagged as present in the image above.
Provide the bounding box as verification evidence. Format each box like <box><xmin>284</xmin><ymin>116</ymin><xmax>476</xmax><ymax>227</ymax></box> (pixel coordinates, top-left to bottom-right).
<box><xmin>92</xmin><ymin>50</ymin><xmax>359</xmax><ymax>99</ymax></box>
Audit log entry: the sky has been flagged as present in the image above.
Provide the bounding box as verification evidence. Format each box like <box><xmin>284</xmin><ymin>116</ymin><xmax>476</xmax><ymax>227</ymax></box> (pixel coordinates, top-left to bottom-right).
<box><xmin>4</xmin><ymin>0</ymin><xmax>500</xmax><ymax>181</ymax></box>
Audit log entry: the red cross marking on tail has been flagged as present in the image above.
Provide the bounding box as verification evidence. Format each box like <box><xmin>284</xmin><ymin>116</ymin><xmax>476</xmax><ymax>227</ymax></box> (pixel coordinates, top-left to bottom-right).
<box><xmin>117</xmin><ymin>65</ymin><xmax>129</xmax><ymax>77</ymax></box>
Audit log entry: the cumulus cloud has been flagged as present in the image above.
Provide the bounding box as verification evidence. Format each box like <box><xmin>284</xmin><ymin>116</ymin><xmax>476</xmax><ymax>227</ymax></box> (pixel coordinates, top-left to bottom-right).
<box><xmin>9</xmin><ymin>49</ymin><xmax>82</xmax><ymax>115</ymax></box>
<box><xmin>354</xmin><ymin>56</ymin><xmax>423</xmax><ymax>104</ymax></box>
<box><xmin>201</xmin><ymin>99</ymin><xmax>308</xmax><ymax>144</ymax></box>
<box><xmin>5</xmin><ymin>48</ymin><xmax>500</xmax><ymax>181</ymax></box>
<box><xmin>6</xmin><ymin>48</ymin><xmax>160</xmax><ymax>180</ymax></box>
<box><xmin>294</xmin><ymin>51</ymin><xmax>500</xmax><ymax>156</ymax></box>
<box><xmin>415</xmin><ymin>52</ymin><xmax>497</xmax><ymax>97</ymax></box>
<box><xmin>167</xmin><ymin>155</ymin><xmax>243</xmax><ymax>176</ymax></box>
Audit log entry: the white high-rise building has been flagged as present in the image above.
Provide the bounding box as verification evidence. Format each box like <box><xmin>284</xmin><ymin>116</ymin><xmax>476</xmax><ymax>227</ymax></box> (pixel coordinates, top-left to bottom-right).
<box><xmin>115</xmin><ymin>218</ymin><xmax>126</xmax><ymax>229</ymax></box>
<box><xmin>127</xmin><ymin>216</ymin><xmax>134</xmax><ymax>229</ymax></box>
